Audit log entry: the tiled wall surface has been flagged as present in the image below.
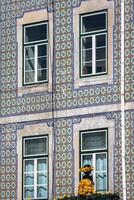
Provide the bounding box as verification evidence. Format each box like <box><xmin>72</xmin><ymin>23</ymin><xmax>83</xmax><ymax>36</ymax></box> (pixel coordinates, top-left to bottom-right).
<box><xmin>0</xmin><ymin>0</ymin><xmax>134</xmax><ymax>199</ymax></box>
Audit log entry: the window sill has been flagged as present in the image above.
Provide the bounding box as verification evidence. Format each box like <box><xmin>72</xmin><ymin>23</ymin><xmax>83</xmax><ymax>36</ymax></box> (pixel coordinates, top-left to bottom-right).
<box><xmin>74</xmin><ymin>74</ymin><xmax>113</xmax><ymax>88</ymax></box>
<box><xmin>17</xmin><ymin>82</ymin><xmax>52</xmax><ymax>96</ymax></box>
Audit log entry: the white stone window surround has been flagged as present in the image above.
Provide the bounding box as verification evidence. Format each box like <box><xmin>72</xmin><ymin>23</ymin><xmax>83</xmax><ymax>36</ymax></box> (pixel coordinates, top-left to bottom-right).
<box><xmin>73</xmin><ymin>0</ymin><xmax>114</xmax><ymax>88</ymax></box>
<box><xmin>73</xmin><ymin>115</ymin><xmax>115</xmax><ymax>194</ymax></box>
<box><xmin>17</xmin><ymin>9</ymin><xmax>53</xmax><ymax>95</ymax></box>
<box><xmin>17</xmin><ymin>123</ymin><xmax>53</xmax><ymax>200</ymax></box>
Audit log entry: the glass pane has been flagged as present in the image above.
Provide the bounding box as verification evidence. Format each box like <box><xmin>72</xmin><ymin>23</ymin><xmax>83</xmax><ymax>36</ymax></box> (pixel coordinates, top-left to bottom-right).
<box><xmin>96</xmin><ymin>60</ymin><xmax>106</xmax><ymax>73</ymax></box>
<box><xmin>96</xmin><ymin>172</ymin><xmax>107</xmax><ymax>191</ymax></box>
<box><xmin>37</xmin><ymin>159</ymin><xmax>47</xmax><ymax>171</ymax></box>
<box><xmin>37</xmin><ymin>173</ymin><xmax>47</xmax><ymax>184</ymax></box>
<box><xmin>82</xmin><ymin>154</ymin><xmax>92</xmax><ymax>166</ymax></box>
<box><xmin>82</xmin><ymin>37</ymin><xmax>92</xmax><ymax>49</ymax></box>
<box><xmin>82</xmin><ymin>131</ymin><xmax>106</xmax><ymax>150</ymax></box>
<box><xmin>25</xmin><ymin>137</ymin><xmax>47</xmax><ymax>156</ymax></box>
<box><xmin>24</xmin><ymin>186</ymin><xmax>34</xmax><ymax>198</ymax></box>
<box><xmin>96</xmin><ymin>34</ymin><xmax>106</xmax><ymax>47</ymax></box>
<box><xmin>24</xmin><ymin>173</ymin><xmax>34</xmax><ymax>185</ymax></box>
<box><xmin>37</xmin><ymin>69</ymin><xmax>47</xmax><ymax>81</ymax></box>
<box><xmin>25</xmin><ymin>160</ymin><xmax>34</xmax><ymax>172</ymax></box>
<box><xmin>82</xmin><ymin>49</ymin><xmax>92</xmax><ymax>62</ymax></box>
<box><xmin>82</xmin><ymin>13</ymin><xmax>106</xmax><ymax>33</ymax></box>
<box><xmin>96</xmin><ymin>48</ymin><xmax>106</xmax><ymax>60</ymax></box>
<box><xmin>82</xmin><ymin>62</ymin><xmax>92</xmax><ymax>75</ymax></box>
<box><xmin>38</xmin><ymin>44</ymin><xmax>47</xmax><ymax>57</ymax></box>
<box><xmin>96</xmin><ymin>154</ymin><xmax>107</xmax><ymax>171</ymax></box>
<box><xmin>25</xmin><ymin>46</ymin><xmax>34</xmax><ymax>59</ymax></box>
<box><xmin>25</xmin><ymin>23</ymin><xmax>47</xmax><ymax>43</ymax></box>
<box><xmin>25</xmin><ymin>59</ymin><xmax>35</xmax><ymax>70</ymax></box>
<box><xmin>25</xmin><ymin>71</ymin><xmax>35</xmax><ymax>83</ymax></box>
<box><xmin>37</xmin><ymin>186</ymin><xmax>47</xmax><ymax>198</ymax></box>
<box><xmin>38</xmin><ymin>57</ymin><xmax>47</xmax><ymax>69</ymax></box>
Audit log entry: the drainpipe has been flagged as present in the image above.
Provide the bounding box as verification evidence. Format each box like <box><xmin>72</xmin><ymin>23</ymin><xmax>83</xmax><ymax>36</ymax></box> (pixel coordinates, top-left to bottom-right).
<box><xmin>121</xmin><ymin>0</ymin><xmax>126</xmax><ymax>200</ymax></box>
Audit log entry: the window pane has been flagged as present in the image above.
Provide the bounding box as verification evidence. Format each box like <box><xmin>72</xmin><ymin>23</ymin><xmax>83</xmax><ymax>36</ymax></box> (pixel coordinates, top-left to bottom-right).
<box><xmin>25</xmin><ymin>23</ymin><xmax>47</xmax><ymax>43</ymax></box>
<box><xmin>82</xmin><ymin>131</ymin><xmax>106</xmax><ymax>151</ymax></box>
<box><xmin>25</xmin><ymin>137</ymin><xmax>47</xmax><ymax>156</ymax></box>
<box><xmin>37</xmin><ymin>69</ymin><xmax>47</xmax><ymax>81</ymax></box>
<box><xmin>25</xmin><ymin>46</ymin><xmax>34</xmax><ymax>59</ymax></box>
<box><xmin>82</xmin><ymin>62</ymin><xmax>92</xmax><ymax>75</ymax></box>
<box><xmin>96</xmin><ymin>172</ymin><xmax>107</xmax><ymax>191</ymax></box>
<box><xmin>38</xmin><ymin>44</ymin><xmax>47</xmax><ymax>57</ymax></box>
<box><xmin>38</xmin><ymin>57</ymin><xmax>47</xmax><ymax>69</ymax></box>
<box><xmin>37</xmin><ymin>173</ymin><xmax>47</xmax><ymax>185</ymax></box>
<box><xmin>82</xmin><ymin>154</ymin><xmax>92</xmax><ymax>166</ymax></box>
<box><xmin>37</xmin><ymin>159</ymin><xmax>47</xmax><ymax>171</ymax></box>
<box><xmin>24</xmin><ymin>186</ymin><xmax>34</xmax><ymax>198</ymax></box>
<box><xmin>24</xmin><ymin>173</ymin><xmax>34</xmax><ymax>185</ymax></box>
<box><xmin>25</xmin><ymin>160</ymin><xmax>34</xmax><ymax>172</ymax></box>
<box><xmin>82</xmin><ymin>37</ymin><xmax>92</xmax><ymax>49</ymax></box>
<box><xmin>25</xmin><ymin>59</ymin><xmax>35</xmax><ymax>70</ymax></box>
<box><xmin>96</xmin><ymin>60</ymin><xmax>106</xmax><ymax>73</ymax></box>
<box><xmin>82</xmin><ymin>13</ymin><xmax>106</xmax><ymax>33</ymax></box>
<box><xmin>82</xmin><ymin>49</ymin><xmax>92</xmax><ymax>62</ymax></box>
<box><xmin>96</xmin><ymin>48</ymin><xmax>106</xmax><ymax>60</ymax></box>
<box><xmin>25</xmin><ymin>71</ymin><xmax>35</xmax><ymax>83</ymax></box>
<box><xmin>96</xmin><ymin>153</ymin><xmax>106</xmax><ymax>171</ymax></box>
<box><xmin>96</xmin><ymin>34</ymin><xmax>106</xmax><ymax>47</ymax></box>
<box><xmin>37</xmin><ymin>186</ymin><xmax>47</xmax><ymax>198</ymax></box>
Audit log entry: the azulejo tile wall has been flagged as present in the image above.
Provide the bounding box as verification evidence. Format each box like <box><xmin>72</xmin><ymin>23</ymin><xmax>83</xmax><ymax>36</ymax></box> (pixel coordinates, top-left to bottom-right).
<box><xmin>0</xmin><ymin>0</ymin><xmax>134</xmax><ymax>200</ymax></box>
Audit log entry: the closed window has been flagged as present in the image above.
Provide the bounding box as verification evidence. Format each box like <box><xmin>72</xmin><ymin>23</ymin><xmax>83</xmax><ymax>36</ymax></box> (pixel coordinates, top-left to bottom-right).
<box><xmin>80</xmin><ymin>129</ymin><xmax>108</xmax><ymax>192</ymax></box>
<box><xmin>23</xmin><ymin>136</ymin><xmax>48</xmax><ymax>200</ymax></box>
<box><xmin>80</xmin><ymin>11</ymin><xmax>107</xmax><ymax>77</ymax></box>
<box><xmin>23</xmin><ymin>22</ymin><xmax>48</xmax><ymax>85</ymax></box>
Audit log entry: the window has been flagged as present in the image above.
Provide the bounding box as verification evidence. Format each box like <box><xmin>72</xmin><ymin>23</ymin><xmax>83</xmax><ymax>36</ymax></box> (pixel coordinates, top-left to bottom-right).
<box><xmin>80</xmin><ymin>11</ymin><xmax>107</xmax><ymax>77</ymax></box>
<box><xmin>80</xmin><ymin>129</ymin><xmax>107</xmax><ymax>192</ymax></box>
<box><xmin>23</xmin><ymin>22</ymin><xmax>48</xmax><ymax>85</ymax></box>
<box><xmin>23</xmin><ymin>136</ymin><xmax>48</xmax><ymax>200</ymax></box>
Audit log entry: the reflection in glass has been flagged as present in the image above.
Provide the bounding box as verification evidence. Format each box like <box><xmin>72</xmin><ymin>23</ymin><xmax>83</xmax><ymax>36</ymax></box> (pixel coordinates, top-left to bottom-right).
<box><xmin>25</xmin><ymin>160</ymin><xmax>34</xmax><ymax>172</ymax></box>
<box><xmin>82</xmin><ymin>131</ymin><xmax>106</xmax><ymax>150</ymax></box>
<box><xmin>25</xmin><ymin>46</ymin><xmax>34</xmax><ymax>59</ymax></box>
<box><xmin>37</xmin><ymin>69</ymin><xmax>47</xmax><ymax>81</ymax></box>
<box><xmin>82</xmin><ymin>13</ymin><xmax>106</xmax><ymax>33</ymax></box>
<box><xmin>37</xmin><ymin>186</ymin><xmax>47</xmax><ymax>198</ymax></box>
<box><xmin>25</xmin><ymin>59</ymin><xmax>35</xmax><ymax>71</ymax></box>
<box><xmin>96</xmin><ymin>60</ymin><xmax>106</xmax><ymax>73</ymax></box>
<box><xmin>25</xmin><ymin>71</ymin><xmax>35</xmax><ymax>83</ymax></box>
<box><xmin>82</xmin><ymin>154</ymin><xmax>92</xmax><ymax>166</ymax></box>
<box><xmin>25</xmin><ymin>174</ymin><xmax>34</xmax><ymax>185</ymax></box>
<box><xmin>25</xmin><ymin>138</ymin><xmax>47</xmax><ymax>156</ymax></box>
<box><xmin>96</xmin><ymin>172</ymin><xmax>107</xmax><ymax>191</ymax></box>
<box><xmin>38</xmin><ymin>44</ymin><xmax>47</xmax><ymax>57</ymax></box>
<box><xmin>25</xmin><ymin>24</ymin><xmax>47</xmax><ymax>43</ymax></box>
<box><xmin>82</xmin><ymin>63</ymin><xmax>92</xmax><ymax>75</ymax></box>
<box><xmin>37</xmin><ymin>159</ymin><xmax>47</xmax><ymax>171</ymax></box>
<box><xmin>37</xmin><ymin>173</ymin><xmax>47</xmax><ymax>185</ymax></box>
<box><xmin>24</xmin><ymin>186</ymin><xmax>34</xmax><ymax>198</ymax></box>
<box><xmin>96</xmin><ymin>154</ymin><xmax>106</xmax><ymax>171</ymax></box>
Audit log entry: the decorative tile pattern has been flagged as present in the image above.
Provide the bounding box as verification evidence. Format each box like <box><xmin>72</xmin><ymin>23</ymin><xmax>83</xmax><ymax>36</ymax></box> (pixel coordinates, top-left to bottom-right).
<box><xmin>0</xmin><ymin>124</ymin><xmax>17</xmax><ymax>200</ymax></box>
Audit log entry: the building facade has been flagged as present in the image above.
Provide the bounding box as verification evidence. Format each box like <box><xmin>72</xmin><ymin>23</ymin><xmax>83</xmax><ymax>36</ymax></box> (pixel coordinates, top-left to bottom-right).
<box><xmin>0</xmin><ymin>0</ymin><xmax>134</xmax><ymax>199</ymax></box>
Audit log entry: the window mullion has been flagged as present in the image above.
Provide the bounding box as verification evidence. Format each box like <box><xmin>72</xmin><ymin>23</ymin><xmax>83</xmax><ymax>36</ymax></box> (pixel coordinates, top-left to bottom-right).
<box><xmin>35</xmin><ymin>45</ymin><xmax>38</xmax><ymax>82</ymax></box>
<box><xmin>92</xmin><ymin>35</ymin><xmax>96</xmax><ymax>74</ymax></box>
<box><xmin>93</xmin><ymin>153</ymin><xmax>96</xmax><ymax>190</ymax></box>
<box><xmin>34</xmin><ymin>159</ymin><xmax>37</xmax><ymax>199</ymax></box>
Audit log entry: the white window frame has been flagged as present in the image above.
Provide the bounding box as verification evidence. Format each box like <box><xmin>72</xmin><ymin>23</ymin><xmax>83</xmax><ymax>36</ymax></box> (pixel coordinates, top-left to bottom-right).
<box><xmin>23</xmin><ymin>22</ymin><xmax>48</xmax><ymax>85</ymax></box>
<box><xmin>23</xmin><ymin>136</ymin><xmax>48</xmax><ymax>200</ymax></box>
<box><xmin>80</xmin><ymin>129</ymin><xmax>108</xmax><ymax>192</ymax></box>
<box><xmin>80</xmin><ymin>11</ymin><xmax>107</xmax><ymax>77</ymax></box>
